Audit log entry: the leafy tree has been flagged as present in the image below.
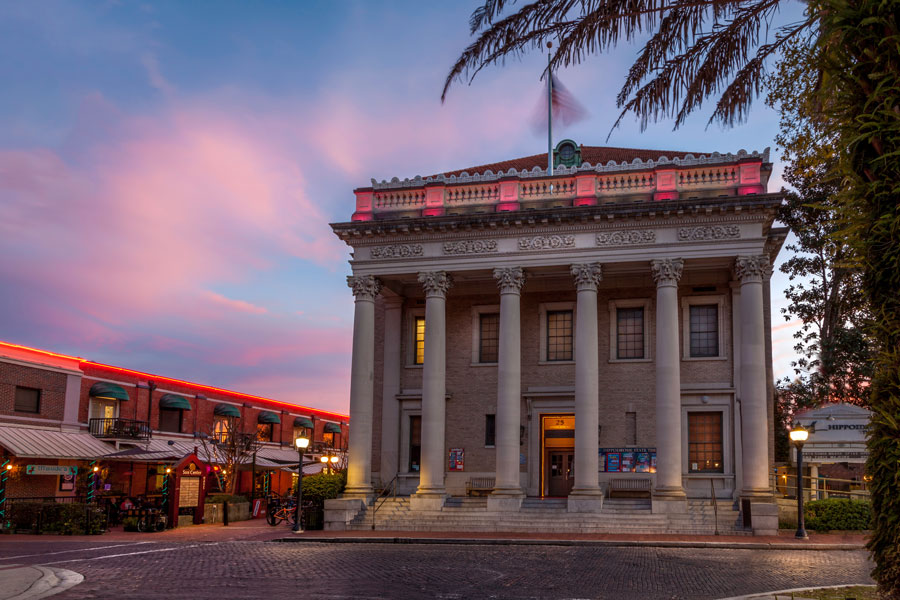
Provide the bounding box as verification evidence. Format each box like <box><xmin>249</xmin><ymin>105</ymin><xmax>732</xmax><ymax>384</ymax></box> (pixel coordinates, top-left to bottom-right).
<box><xmin>445</xmin><ymin>2</ymin><xmax>899</xmax><ymax>594</ymax></box>
<box><xmin>767</xmin><ymin>36</ymin><xmax>874</xmax><ymax>411</ymax></box>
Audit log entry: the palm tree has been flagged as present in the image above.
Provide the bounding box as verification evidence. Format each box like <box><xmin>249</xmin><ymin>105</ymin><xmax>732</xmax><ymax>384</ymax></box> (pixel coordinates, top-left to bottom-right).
<box><xmin>442</xmin><ymin>0</ymin><xmax>815</xmax><ymax>131</ymax></box>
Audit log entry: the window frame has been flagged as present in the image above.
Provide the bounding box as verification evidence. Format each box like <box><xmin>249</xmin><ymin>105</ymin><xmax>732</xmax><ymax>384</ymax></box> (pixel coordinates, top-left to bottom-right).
<box><xmin>256</xmin><ymin>422</ymin><xmax>274</xmax><ymax>443</ymax></box>
<box><xmin>608</xmin><ymin>298</ymin><xmax>652</xmax><ymax>363</ymax></box>
<box><xmin>484</xmin><ymin>414</ymin><xmax>496</xmax><ymax>447</ymax></box>
<box><xmin>686</xmin><ymin>411</ymin><xmax>725</xmax><ymax>474</ymax></box>
<box><xmin>538</xmin><ymin>302</ymin><xmax>576</xmax><ymax>364</ymax></box>
<box><xmin>470</xmin><ymin>305</ymin><xmax>500</xmax><ymax>365</ymax></box>
<box><xmin>88</xmin><ymin>397</ymin><xmax>119</xmax><ymax>421</ymax></box>
<box><xmin>406</xmin><ymin>308</ymin><xmax>425</xmax><ymax>367</ymax></box>
<box><xmin>408</xmin><ymin>415</ymin><xmax>422</xmax><ymax>472</ymax></box>
<box><xmin>681</xmin><ymin>295</ymin><xmax>727</xmax><ymax>360</ymax></box>
<box><xmin>14</xmin><ymin>386</ymin><xmax>41</xmax><ymax>414</ymax></box>
<box><xmin>158</xmin><ymin>408</ymin><xmax>182</xmax><ymax>433</ymax></box>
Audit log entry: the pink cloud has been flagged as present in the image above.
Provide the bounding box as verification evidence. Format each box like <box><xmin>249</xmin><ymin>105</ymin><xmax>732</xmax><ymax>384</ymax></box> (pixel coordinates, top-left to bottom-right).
<box><xmin>203</xmin><ymin>291</ymin><xmax>267</xmax><ymax>315</ymax></box>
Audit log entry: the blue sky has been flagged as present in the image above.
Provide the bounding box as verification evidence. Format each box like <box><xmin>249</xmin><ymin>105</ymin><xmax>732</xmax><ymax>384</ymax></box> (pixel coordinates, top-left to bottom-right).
<box><xmin>0</xmin><ymin>1</ymin><xmax>802</xmax><ymax>412</ymax></box>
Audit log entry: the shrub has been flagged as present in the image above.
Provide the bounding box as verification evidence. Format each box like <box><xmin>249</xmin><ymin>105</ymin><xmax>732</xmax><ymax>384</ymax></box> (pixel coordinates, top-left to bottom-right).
<box><xmin>299</xmin><ymin>471</ymin><xmax>346</xmax><ymax>503</ymax></box>
<box><xmin>805</xmin><ymin>498</ymin><xmax>872</xmax><ymax>532</ymax></box>
<box><xmin>9</xmin><ymin>502</ymin><xmax>106</xmax><ymax>535</ymax></box>
<box><xmin>122</xmin><ymin>517</ymin><xmax>140</xmax><ymax>532</ymax></box>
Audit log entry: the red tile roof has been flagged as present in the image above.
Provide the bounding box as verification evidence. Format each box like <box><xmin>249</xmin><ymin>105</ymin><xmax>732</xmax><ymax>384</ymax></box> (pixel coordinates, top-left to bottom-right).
<box><xmin>437</xmin><ymin>146</ymin><xmax>701</xmax><ymax>178</ymax></box>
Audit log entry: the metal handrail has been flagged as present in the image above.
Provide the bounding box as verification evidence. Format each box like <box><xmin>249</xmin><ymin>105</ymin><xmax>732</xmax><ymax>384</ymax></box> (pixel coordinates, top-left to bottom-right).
<box><xmin>770</xmin><ymin>473</ymin><xmax>871</xmax><ymax>499</ymax></box>
<box><xmin>370</xmin><ymin>475</ymin><xmax>399</xmax><ymax>531</ymax></box>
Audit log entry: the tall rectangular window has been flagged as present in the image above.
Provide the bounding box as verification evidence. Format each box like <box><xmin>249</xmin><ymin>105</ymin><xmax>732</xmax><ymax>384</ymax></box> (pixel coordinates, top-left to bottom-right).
<box><xmin>547</xmin><ymin>310</ymin><xmax>573</xmax><ymax>361</ymax></box>
<box><xmin>479</xmin><ymin>313</ymin><xmax>500</xmax><ymax>363</ymax></box>
<box><xmin>213</xmin><ymin>417</ymin><xmax>231</xmax><ymax>443</ymax></box>
<box><xmin>414</xmin><ymin>316</ymin><xmax>426</xmax><ymax>365</ymax></box>
<box><xmin>14</xmin><ymin>387</ymin><xmax>40</xmax><ymax>413</ymax></box>
<box><xmin>409</xmin><ymin>415</ymin><xmax>422</xmax><ymax>472</ymax></box>
<box><xmin>688</xmin><ymin>412</ymin><xmax>724</xmax><ymax>473</ymax></box>
<box><xmin>689</xmin><ymin>304</ymin><xmax>719</xmax><ymax>357</ymax></box>
<box><xmin>626</xmin><ymin>412</ymin><xmax>637</xmax><ymax>445</ymax></box>
<box><xmin>256</xmin><ymin>423</ymin><xmax>273</xmax><ymax>442</ymax></box>
<box><xmin>484</xmin><ymin>414</ymin><xmax>496</xmax><ymax>447</ymax></box>
<box><xmin>616</xmin><ymin>307</ymin><xmax>645</xmax><ymax>359</ymax></box>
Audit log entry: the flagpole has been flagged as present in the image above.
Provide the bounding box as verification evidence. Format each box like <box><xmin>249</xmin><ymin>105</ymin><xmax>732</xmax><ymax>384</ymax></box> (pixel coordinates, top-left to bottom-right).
<box><xmin>547</xmin><ymin>42</ymin><xmax>553</xmax><ymax>178</ymax></box>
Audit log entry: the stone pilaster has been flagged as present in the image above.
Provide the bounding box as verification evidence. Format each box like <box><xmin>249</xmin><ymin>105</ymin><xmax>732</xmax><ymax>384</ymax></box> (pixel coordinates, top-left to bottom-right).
<box><xmin>489</xmin><ymin>267</ymin><xmax>526</xmax><ymax>511</ymax></box>
<box><xmin>650</xmin><ymin>258</ymin><xmax>687</xmax><ymax>512</ymax></box>
<box><xmin>412</xmin><ymin>271</ymin><xmax>452</xmax><ymax>511</ymax></box>
<box><xmin>568</xmin><ymin>263</ymin><xmax>604</xmax><ymax>512</ymax></box>
<box><xmin>344</xmin><ymin>274</ymin><xmax>381</xmax><ymax>497</ymax></box>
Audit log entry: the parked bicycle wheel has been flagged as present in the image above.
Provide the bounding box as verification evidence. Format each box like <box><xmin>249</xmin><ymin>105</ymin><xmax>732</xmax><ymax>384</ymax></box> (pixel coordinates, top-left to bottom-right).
<box><xmin>266</xmin><ymin>510</ymin><xmax>279</xmax><ymax>526</ymax></box>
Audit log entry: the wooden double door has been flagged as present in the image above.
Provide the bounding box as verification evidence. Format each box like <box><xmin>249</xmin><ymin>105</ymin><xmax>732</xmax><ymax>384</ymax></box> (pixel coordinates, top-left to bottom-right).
<box><xmin>547</xmin><ymin>450</ymin><xmax>575</xmax><ymax>497</ymax></box>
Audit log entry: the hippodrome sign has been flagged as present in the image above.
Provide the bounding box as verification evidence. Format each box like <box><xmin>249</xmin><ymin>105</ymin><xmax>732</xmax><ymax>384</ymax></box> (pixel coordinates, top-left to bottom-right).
<box><xmin>26</xmin><ymin>465</ymin><xmax>78</xmax><ymax>476</ymax></box>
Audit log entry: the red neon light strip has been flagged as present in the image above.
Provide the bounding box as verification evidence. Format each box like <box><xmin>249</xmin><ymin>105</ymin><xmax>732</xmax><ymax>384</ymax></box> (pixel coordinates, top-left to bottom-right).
<box><xmin>0</xmin><ymin>341</ymin><xmax>347</xmax><ymax>421</ymax></box>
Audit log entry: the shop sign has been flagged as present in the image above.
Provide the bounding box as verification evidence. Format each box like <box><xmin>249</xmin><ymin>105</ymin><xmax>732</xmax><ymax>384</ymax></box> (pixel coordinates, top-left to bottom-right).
<box><xmin>448</xmin><ymin>448</ymin><xmax>464</xmax><ymax>471</ymax></box>
<box><xmin>182</xmin><ymin>462</ymin><xmax>202</xmax><ymax>476</ymax></box>
<box><xmin>25</xmin><ymin>465</ymin><xmax>77</xmax><ymax>476</ymax></box>
<box><xmin>599</xmin><ymin>448</ymin><xmax>656</xmax><ymax>473</ymax></box>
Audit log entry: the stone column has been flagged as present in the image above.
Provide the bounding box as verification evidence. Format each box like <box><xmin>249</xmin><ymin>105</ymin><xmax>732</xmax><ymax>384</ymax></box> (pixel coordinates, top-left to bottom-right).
<box><xmin>344</xmin><ymin>275</ymin><xmax>381</xmax><ymax>497</ymax></box>
<box><xmin>489</xmin><ymin>267</ymin><xmax>526</xmax><ymax>511</ymax></box>
<box><xmin>736</xmin><ymin>255</ymin><xmax>773</xmax><ymax>499</ymax></box>
<box><xmin>568</xmin><ymin>263</ymin><xmax>604</xmax><ymax>512</ymax></box>
<box><xmin>379</xmin><ymin>296</ymin><xmax>403</xmax><ymax>486</ymax></box>
<box><xmin>651</xmin><ymin>259</ymin><xmax>687</xmax><ymax>512</ymax></box>
<box><xmin>411</xmin><ymin>271</ymin><xmax>452</xmax><ymax>511</ymax></box>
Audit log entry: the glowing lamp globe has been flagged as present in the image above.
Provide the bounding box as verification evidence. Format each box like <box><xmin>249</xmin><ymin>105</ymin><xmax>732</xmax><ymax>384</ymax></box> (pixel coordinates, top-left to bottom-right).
<box><xmin>789</xmin><ymin>424</ymin><xmax>809</xmax><ymax>443</ymax></box>
<box><xmin>295</xmin><ymin>436</ymin><xmax>310</xmax><ymax>450</ymax></box>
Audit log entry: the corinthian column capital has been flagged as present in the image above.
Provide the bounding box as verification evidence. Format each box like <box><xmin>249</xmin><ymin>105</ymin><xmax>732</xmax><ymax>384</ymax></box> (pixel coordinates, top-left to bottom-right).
<box><xmin>347</xmin><ymin>275</ymin><xmax>382</xmax><ymax>301</ymax></box>
<box><xmin>651</xmin><ymin>258</ymin><xmax>684</xmax><ymax>287</ymax></box>
<box><xmin>570</xmin><ymin>263</ymin><xmax>602</xmax><ymax>291</ymax></box>
<box><xmin>493</xmin><ymin>267</ymin><xmax>525</xmax><ymax>295</ymax></box>
<box><xmin>734</xmin><ymin>254</ymin><xmax>771</xmax><ymax>283</ymax></box>
<box><xmin>417</xmin><ymin>271</ymin><xmax>453</xmax><ymax>298</ymax></box>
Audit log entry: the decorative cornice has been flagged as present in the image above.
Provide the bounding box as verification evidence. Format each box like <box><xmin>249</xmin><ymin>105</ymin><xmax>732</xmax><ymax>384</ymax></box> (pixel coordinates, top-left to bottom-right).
<box><xmin>417</xmin><ymin>271</ymin><xmax>453</xmax><ymax>298</ymax></box>
<box><xmin>347</xmin><ymin>275</ymin><xmax>381</xmax><ymax>301</ymax></box>
<box><xmin>596</xmin><ymin>229</ymin><xmax>656</xmax><ymax>247</ymax></box>
<box><xmin>734</xmin><ymin>254</ymin><xmax>771</xmax><ymax>282</ymax></box>
<box><xmin>443</xmin><ymin>239</ymin><xmax>498</xmax><ymax>255</ymax></box>
<box><xmin>493</xmin><ymin>267</ymin><xmax>525</xmax><ymax>295</ymax></box>
<box><xmin>370</xmin><ymin>148</ymin><xmax>771</xmax><ymax>190</ymax></box>
<box><xmin>570</xmin><ymin>263</ymin><xmax>603</xmax><ymax>291</ymax></box>
<box><xmin>370</xmin><ymin>244</ymin><xmax>423</xmax><ymax>259</ymax></box>
<box><xmin>678</xmin><ymin>225</ymin><xmax>740</xmax><ymax>241</ymax></box>
<box><xmin>651</xmin><ymin>258</ymin><xmax>684</xmax><ymax>287</ymax></box>
<box><xmin>519</xmin><ymin>235</ymin><xmax>575</xmax><ymax>251</ymax></box>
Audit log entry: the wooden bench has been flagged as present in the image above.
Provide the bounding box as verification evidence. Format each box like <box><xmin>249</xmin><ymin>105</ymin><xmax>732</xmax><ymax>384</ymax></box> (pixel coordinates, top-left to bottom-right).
<box><xmin>608</xmin><ymin>478</ymin><xmax>652</xmax><ymax>498</ymax></box>
<box><xmin>466</xmin><ymin>477</ymin><xmax>495</xmax><ymax>497</ymax></box>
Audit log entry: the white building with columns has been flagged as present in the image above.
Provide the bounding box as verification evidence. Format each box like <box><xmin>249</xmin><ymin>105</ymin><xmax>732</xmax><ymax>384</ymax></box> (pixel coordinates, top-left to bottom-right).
<box><xmin>329</xmin><ymin>141</ymin><xmax>787</xmax><ymax>533</ymax></box>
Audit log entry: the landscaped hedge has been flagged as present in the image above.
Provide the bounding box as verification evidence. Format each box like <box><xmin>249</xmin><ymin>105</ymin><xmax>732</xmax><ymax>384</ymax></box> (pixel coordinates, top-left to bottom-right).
<box><xmin>805</xmin><ymin>498</ymin><xmax>872</xmax><ymax>532</ymax></box>
<box><xmin>298</xmin><ymin>471</ymin><xmax>346</xmax><ymax>503</ymax></box>
<box><xmin>8</xmin><ymin>502</ymin><xmax>106</xmax><ymax>535</ymax></box>
<box><xmin>205</xmin><ymin>494</ymin><xmax>248</xmax><ymax>504</ymax></box>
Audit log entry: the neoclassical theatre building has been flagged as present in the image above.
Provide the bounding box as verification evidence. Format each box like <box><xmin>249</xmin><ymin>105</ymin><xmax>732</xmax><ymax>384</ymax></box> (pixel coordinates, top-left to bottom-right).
<box><xmin>329</xmin><ymin>141</ymin><xmax>787</xmax><ymax>534</ymax></box>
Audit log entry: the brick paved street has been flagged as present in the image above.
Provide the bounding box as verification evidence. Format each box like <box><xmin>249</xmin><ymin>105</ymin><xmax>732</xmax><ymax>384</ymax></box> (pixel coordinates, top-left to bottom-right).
<box><xmin>0</xmin><ymin>536</ymin><xmax>874</xmax><ymax>600</ymax></box>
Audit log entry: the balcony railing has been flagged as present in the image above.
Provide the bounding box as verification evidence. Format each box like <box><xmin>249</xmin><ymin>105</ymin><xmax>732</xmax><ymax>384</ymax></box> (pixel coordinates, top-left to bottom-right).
<box><xmin>89</xmin><ymin>418</ymin><xmax>152</xmax><ymax>441</ymax></box>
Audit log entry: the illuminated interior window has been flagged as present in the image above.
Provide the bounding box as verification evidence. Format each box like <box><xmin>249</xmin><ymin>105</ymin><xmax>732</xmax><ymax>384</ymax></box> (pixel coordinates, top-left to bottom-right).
<box><xmin>688</xmin><ymin>412</ymin><xmax>723</xmax><ymax>473</ymax></box>
<box><xmin>414</xmin><ymin>316</ymin><xmax>426</xmax><ymax>364</ymax></box>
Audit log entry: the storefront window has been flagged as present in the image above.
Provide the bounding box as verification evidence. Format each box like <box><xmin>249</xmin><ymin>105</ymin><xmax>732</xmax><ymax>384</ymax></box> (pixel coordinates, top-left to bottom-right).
<box><xmin>688</xmin><ymin>412</ymin><xmax>723</xmax><ymax>472</ymax></box>
<box><xmin>257</xmin><ymin>423</ymin><xmax>273</xmax><ymax>442</ymax></box>
<box><xmin>213</xmin><ymin>417</ymin><xmax>231</xmax><ymax>442</ymax></box>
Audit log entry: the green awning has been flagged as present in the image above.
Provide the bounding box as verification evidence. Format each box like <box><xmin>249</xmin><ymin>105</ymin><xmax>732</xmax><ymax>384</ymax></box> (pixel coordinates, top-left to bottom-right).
<box><xmin>159</xmin><ymin>393</ymin><xmax>192</xmax><ymax>411</ymax></box>
<box><xmin>324</xmin><ymin>422</ymin><xmax>342</xmax><ymax>434</ymax></box>
<box><xmin>214</xmin><ymin>403</ymin><xmax>241</xmax><ymax>418</ymax></box>
<box><xmin>294</xmin><ymin>417</ymin><xmax>314</xmax><ymax>429</ymax></box>
<box><xmin>89</xmin><ymin>382</ymin><xmax>129</xmax><ymax>401</ymax></box>
<box><xmin>258</xmin><ymin>411</ymin><xmax>281</xmax><ymax>425</ymax></box>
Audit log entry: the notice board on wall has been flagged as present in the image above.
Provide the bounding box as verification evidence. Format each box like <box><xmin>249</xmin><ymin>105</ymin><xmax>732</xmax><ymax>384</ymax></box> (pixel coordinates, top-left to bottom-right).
<box><xmin>599</xmin><ymin>448</ymin><xmax>657</xmax><ymax>473</ymax></box>
<box><xmin>448</xmin><ymin>448</ymin><xmax>464</xmax><ymax>471</ymax></box>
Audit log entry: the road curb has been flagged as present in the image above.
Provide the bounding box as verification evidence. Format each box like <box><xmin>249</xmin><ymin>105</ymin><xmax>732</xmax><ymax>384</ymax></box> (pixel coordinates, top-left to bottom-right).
<box><xmin>716</xmin><ymin>583</ymin><xmax>876</xmax><ymax>599</ymax></box>
<box><xmin>5</xmin><ymin>566</ymin><xmax>84</xmax><ymax>600</ymax></box>
<box><xmin>273</xmin><ymin>537</ymin><xmax>865</xmax><ymax>550</ymax></box>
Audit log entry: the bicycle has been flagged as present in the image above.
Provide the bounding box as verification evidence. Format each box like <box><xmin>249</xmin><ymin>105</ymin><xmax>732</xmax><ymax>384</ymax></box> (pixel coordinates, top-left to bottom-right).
<box><xmin>265</xmin><ymin>500</ymin><xmax>297</xmax><ymax>526</ymax></box>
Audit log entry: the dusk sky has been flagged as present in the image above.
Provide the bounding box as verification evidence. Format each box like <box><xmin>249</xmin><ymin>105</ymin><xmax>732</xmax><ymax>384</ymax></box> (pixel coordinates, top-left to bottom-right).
<box><xmin>0</xmin><ymin>1</ymin><xmax>803</xmax><ymax>414</ymax></box>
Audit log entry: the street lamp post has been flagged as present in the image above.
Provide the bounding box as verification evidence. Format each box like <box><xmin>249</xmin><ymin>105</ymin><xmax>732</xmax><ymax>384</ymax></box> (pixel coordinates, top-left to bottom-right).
<box><xmin>320</xmin><ymin>452</ymin><xmax>339</xmax><ymax>474</ymax></box>
<box><xmin>790</xmin><ymin>423</ymin><xmax>809</xmax><ymax>540</ymax></box>
<box><xmin>293</xmin><ymin>435</ymin><xmax>310</xmax><ymax>533</ymax></box>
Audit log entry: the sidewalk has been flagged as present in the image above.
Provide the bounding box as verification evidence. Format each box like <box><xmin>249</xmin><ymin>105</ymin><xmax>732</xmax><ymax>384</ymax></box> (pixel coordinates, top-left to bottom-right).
<box><xmin>0</xmin><ymin>565</ymin><xmax>83</xmax><ymax>600</ymax></box>
<box><xmin>279</xmin><ymin>529</ymin><xmax>868</xmax><ymax>550</ymax></box>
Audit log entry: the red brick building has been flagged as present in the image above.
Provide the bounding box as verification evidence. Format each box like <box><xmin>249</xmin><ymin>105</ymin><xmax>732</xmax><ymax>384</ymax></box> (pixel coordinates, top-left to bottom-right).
<box><xmin>0</xmin><ymin>340</ymin><xmax>348</xmax><ymax>502</ymax></box>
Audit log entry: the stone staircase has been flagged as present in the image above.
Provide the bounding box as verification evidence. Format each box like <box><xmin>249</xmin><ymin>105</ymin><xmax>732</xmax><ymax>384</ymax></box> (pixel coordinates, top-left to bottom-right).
<box><xmin>347</xmin><ymin>496</ymin><xmax>749</xmax><ymax>535</ymax></box>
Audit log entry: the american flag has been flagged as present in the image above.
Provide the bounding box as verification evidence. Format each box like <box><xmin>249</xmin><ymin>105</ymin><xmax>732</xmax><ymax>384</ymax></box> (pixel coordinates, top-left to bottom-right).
<box><xmin>532</xmin><ymin>74</ymin><xmax>588</xmax><ymax>133</ymax></box>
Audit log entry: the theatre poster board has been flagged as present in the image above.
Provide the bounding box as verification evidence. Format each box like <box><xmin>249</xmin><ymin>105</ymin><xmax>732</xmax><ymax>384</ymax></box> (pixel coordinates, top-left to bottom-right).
<box><xmin>599</xmin><ymin>448</ymin><xmax>657</xmax><ymax>473</ymax></box>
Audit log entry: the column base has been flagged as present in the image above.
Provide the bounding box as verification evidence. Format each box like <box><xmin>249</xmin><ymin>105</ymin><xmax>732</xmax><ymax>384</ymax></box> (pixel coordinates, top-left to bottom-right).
<box><xmin>567</xmin><ymin>489</ymin><xmax>604</xmax><ymax>513</ymax></box>
<box><xmin>651</xmin><ymin>494</ymin><xmax>687</xmax><ymax>514</ymax></box>
<box><xmin>747</xmin><ymin>501</ymin><xmax>778</xmax><ymax>536</ymax></box>
<box><xmin>410</xmin><ymin>491</ymin><xmax>446</xmax><ymax>511</ymax></box>
<box><xmin>342</xmin><ymin>485</ymin><xmax>375</xmax><ymax>501</ymax></box>
<box><xmin>323</xmin><ymin>498</ymin><xmax>366</xmax><ymax>531</ymax></box>
<box><xmin>487</xmin><ymin>493</ymin><xmax>523</xmax><ymax>512</ymax></box>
